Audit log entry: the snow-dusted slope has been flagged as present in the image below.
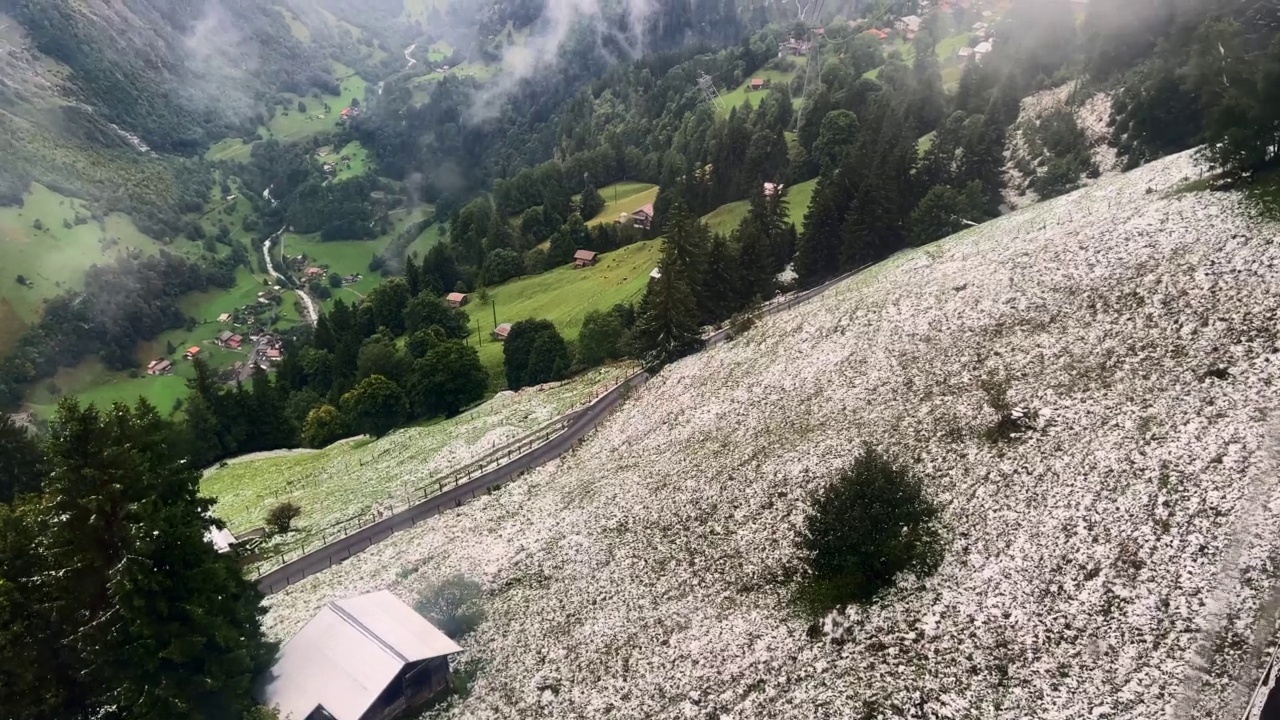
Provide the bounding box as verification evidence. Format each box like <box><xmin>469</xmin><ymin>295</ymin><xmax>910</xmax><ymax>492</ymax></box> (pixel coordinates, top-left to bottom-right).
<box><xmin>263</xmin><ymin>151</ymin><xmax>1280</xmax><ymax>720</ymax></box>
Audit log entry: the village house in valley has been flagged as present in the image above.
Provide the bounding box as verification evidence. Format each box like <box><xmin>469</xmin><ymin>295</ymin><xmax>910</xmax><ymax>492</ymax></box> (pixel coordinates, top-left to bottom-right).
<box><xmin>257</xmin><ymin>591</ymin><xmax>463</xmax><ymax>720</ymax></box>
<box><xmin>446</xmin><ymin>292</ymin><xmax>469</xmax><ymax>308</ymax></box>
<box><xmin>574</xmin><ymin>249</ymin><xmax>599</xmax><ymax>268</ymax></box>
<box><xmin>492</xmin><ymin>322</ymin><xmax>512</xmax><ymax>341</ymax></box>
<box><xmin>146</xmin><ymin>359</ymin><xmax>173</xmax><ymax>376</ymax></box>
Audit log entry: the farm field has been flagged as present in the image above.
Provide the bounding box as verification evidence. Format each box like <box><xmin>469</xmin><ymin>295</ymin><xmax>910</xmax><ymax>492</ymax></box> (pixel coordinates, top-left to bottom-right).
<box><xmin>463</xmin><ymin>240</ymin><xmax>662</xmax><ymax>377</ymax></box>
<box><xmin>323</xmin><ymin>141</ymin><xmax>371</xmax><ymax>182</ymax></box>
<box><xmin>718</xmin><ymin>57</ymin><xmax>807</xmax><ymax>116</ymax></box>
<box><xmin>204</xmin><ymin>62</ymin><xmax>369</xmax><ymax>162</ymax></box>
<box><xmin>283</xmin><ymin>207</ymin><xmax>435</xmax><ymax>298</ymax></box>
<box><xmin>201</xmin><ymin>363</ymin><xmax>636</xmax><ymax>564</ymax></box>
<box><xmin>587</xmin><ymin>182</ymin><xmax>658</xmax><ymax>225</ymax></box>
<box><xmin>702</xmin><ymin>178</ymin><xmax>817</xmax><ymax>236</ymax></box>
<box><xmin>0</xmin><ymin>183</ymin><xmax>177</xmax><ymax>322</ymax></box>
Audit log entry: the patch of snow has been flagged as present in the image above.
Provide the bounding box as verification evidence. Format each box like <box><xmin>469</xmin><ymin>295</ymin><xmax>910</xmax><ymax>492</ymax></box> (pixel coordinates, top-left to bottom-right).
<box><xmin>265</xmin><ymin>151</ymin><xmax>1280</xmax><ymax>719</ymax></box>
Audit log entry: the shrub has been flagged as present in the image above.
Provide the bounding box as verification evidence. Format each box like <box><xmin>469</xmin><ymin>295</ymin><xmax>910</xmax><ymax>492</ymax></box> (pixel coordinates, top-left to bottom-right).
<box><xmin>797</xmin><ymin>446</ymin><xmax>943</xmax><ymax>614</ymax></box>
<box><xmin>979</xmin><ymin>377</ymin><xmax>1038</xmax><ymax>442</ymax></box>
<box><xmin>414</xmin><ymin>574</ymin><xmax>485</xmax><ymax>640</ymax></box>
<box><xmin>266</xmin><ymin>501</ymin><xmax>303</xmax><ymax>534</ymax></box>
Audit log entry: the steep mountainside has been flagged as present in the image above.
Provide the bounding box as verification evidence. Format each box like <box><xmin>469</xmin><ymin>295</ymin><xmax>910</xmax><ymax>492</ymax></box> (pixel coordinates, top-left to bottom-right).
<box><xmin>263</xmin><ymin>151</ymin><xmax>1280</xmax><ymax>718</ymax></box>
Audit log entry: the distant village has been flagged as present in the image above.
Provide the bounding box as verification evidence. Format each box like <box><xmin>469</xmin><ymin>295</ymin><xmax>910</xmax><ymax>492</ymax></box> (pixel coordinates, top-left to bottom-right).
<box><xmin>142</xmin><ymin>285</ymin><xmax>290</xmax><ymax>384</ymax></box>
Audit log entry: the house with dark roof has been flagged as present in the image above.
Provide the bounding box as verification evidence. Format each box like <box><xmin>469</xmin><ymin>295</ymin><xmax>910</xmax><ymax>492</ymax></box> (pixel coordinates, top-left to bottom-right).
<box><xmin>256</xmin><ymin>591</ymin><xmax>463</xmax><ymax>720</ymax></box>
<box><xmin>573</xmin><ymin>249</ymin><xmax>599</xmax><ymax>268</ymax></box>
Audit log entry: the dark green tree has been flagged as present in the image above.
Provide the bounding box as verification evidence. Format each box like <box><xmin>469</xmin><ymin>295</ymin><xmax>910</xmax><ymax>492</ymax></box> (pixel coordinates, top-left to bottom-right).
<box><xmin>0</xmin><ymin>414</ymin><xmax>43</xmax><ymax>503</ymax></box>
<box><xmin>35</xmin><ymin>400</ymin><xmax>274</xmax><ymax>719</ymax></box>
<box><xmin>404</xmin><ymin>293</ymin><xmax>469</xmax><ymax>339</ymax></box>
<box><xmin>633</xmin><ymin>248</ymin><xmax>703</xmax><ymax>368</ymax></box>
<box><xmin>579</xmin><ymin>183</ymin><xmax>606</xmax><ymax>221</ymax></box>
<box><xmin>523</xmin><ymin>330</ymin><xmax>571</xmax><ymax>388</ymax></box>
<box><xmin>799</xmin><ymin>446</ymin><xmax>944</xmax><ymax>613</ymax></box>
<box><xmin>503</xmin><ymin>319</ymin><xmax>566</xmax><ymax>390</ymax></box>
<box><xmin>364</xmin><ymin>278</ymin><xmax>411</xmax><ymax>336</ymax></box>
<box><xmin>302</xmin><ymin>404</ymin><xmax>345</xmax><ymax>448</ymax></box>
<box><xmin>340</xmin><ymin>375</ymin><xmax>407</xmax><ymax>437</ymax></box>
<box><xmin>576</xmin><ymin>309</ymin><xmax>626</xmax><ymax>368</ymax></box>
<box><xmin>411</xmin><ymin>341</ymin><xmax>488</xmax><ymax>418</ymax></box>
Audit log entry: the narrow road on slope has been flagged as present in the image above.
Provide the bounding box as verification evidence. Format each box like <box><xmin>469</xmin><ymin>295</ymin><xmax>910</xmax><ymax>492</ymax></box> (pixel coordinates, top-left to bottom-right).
<box><xmin>404</xmin><ymin>43</ymin><xmax>418</xmax><ymax>69</ymax></box>
<box><xmin>262</xmin><ymin>228</ymin><xmax>318</xmax><ymax>326</ymax></box>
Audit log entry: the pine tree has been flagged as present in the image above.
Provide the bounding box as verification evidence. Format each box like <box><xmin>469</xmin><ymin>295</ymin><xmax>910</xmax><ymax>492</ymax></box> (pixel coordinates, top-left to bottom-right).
<box><xmin>404</xmin><ymin>252</ymin><xmax>423</xmax><ymax>297</ymax></box>
<box><xmin>36</xmin><ymin>400</ymin><xmax>273</xmax><ymax>719</ymax></box>
<box><xmin>704</xmin><ymin>234</ymin><xmax>745</xmax><ymax>323</ymax></box>
<box><xmin>634</xmin><ymin>234</ymin><xmax>704</xmax><ymax>368</ymax></box>
<box><xmin>795</xmin><ymin>169</ymin><xmax>852</xmax><ymax>286</ymax></box>
<box><xmin>0</xmin><ymin>414</ymin><xmax>43</xmax><ymax>503</ymax></box>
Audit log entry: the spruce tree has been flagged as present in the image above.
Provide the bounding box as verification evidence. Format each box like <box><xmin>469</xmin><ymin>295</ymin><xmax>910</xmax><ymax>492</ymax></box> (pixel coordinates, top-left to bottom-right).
<box><xmin>0</xmin><ymin>414</ymin><xmax>43</xmax><ymax>503</ymax></box>
<box><xmin>634</xmin><ymin>242</ymin><xmax>703</xmax><ymax>368</ymax></box>
<box><xmin>38</xmin><ymin>400</ymin><xmax>273</xmax><ymax>720</ymax></box>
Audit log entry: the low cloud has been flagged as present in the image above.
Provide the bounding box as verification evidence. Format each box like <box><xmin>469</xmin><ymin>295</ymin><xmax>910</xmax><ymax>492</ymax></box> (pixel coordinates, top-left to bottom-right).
<box><xmin>469</xmin><ymin>0</ymin><xmax>658</xmax><ymax>120</ymax></box>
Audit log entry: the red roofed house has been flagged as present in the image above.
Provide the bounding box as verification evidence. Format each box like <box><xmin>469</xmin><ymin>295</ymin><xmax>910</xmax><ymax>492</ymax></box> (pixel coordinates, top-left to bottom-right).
<box><xmin>446</xmin><ymin>292</ymin><xmax>469</xmax><ymax>308</ymax></box>
<box><xmin>574</xmin><ymin>249</ymin><xmax>599</xmax><ymax>268</ymax></box>
<box><xmin>265</xmin><ymin>348</ymin><xmax>283</xmax><ymax>362</ymax></box>
<box><xmin>764</xmin><ymin>182</ymin><xmax>786</xmax><ymax>198</ymax></box>
<box><xmin>868</xmin><ymin>28</ymin><xmax>889</xmax><ymax>40</ymax></box>
<box><xmin>631</xmin><ymin>203</ymin><xmax>655</xmax><ymax>231</ymax></box>
<box><xmin>749</xmin><ymin>78</ymin><xmax>768</xmax><ymax>91</ymax></box>
<box><xmin>184</xmin><ymin>346</ymin><xmax>202</xmax><ymax>360</ymax></box>
<box><xmin>228</xmin><ymin>334</ymin><xmax>243</xmax><ymax>350</ymax></box>
<box><xmin>492</xmin><ymin>322</ymin><xmax>512</xmax><ymax>341</ymax></box>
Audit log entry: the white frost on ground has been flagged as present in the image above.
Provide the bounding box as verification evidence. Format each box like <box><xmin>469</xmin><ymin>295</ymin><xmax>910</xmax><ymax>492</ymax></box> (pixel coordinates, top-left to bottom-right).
<box><xmin>265</xmin><ymin>151</ymin><xmax>1280</xmax><ymax>720</ymax></box>
<box><xmin>1004</xmin><ymin>82</ymin><xmax>1120</xmax><ymax>210</ymax></box>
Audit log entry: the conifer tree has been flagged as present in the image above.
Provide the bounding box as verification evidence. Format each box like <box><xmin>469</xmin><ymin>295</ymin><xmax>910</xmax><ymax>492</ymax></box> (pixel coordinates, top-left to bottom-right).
<box><xmin>0</xmin><ymin>414</ymin><xmax>43</xmax><ymax>503</ymax></box>
<box><xmin>35</xmin><ymin>400</ymin><xmax>273</xmax><ymax>720</ymax></box>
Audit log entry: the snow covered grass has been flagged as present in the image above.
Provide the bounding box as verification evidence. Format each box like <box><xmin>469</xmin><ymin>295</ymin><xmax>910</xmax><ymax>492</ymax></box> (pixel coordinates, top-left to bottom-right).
<box><xmin>264</xmin><ymin>151</ymin><xmax>1280</xmax><ymax>719</ymax></box>
<box><xmin>201</xmin><ymin>363</ymin><xmax>635</xmax><ymax>556</ymax></box>
<box><xmin>1005</xmin><ymin>82</ymin><xmax>1120</xmax><ymax>210</ymax></box>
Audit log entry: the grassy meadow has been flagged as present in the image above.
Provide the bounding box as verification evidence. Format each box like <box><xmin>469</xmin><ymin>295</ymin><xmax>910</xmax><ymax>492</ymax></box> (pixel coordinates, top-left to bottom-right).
<box><xmin>587</xmin><ymin>182</ymin><xmax>659</xmax><ymax>225</ymax></box>
<box><xmin>464</xmin><ymin>240</ymin><xmax>662</xmax><ymax>376</ymax></box>
<box><xmin>0</xmin><ymin>183</ymin><xmax>178</xmax><ymax>323</ymax></box>
<box><xmin>200</xmin><ymin>363</ymin><xmax>636</xmax><ymax>563</ymax></box>
<box><xmin>205</xmin><ymin>62</ymin><xmax>369</xmax><ymax>162</ymax></box>
<box><xmin>718</xmin><ymin>56</ymin><xmax>808</xmax><ymax>116</ymax></box>
<box><xmin>702</xmin><ymin>178</ymin><xmax>817</xmax><ymax>236</ymax></box>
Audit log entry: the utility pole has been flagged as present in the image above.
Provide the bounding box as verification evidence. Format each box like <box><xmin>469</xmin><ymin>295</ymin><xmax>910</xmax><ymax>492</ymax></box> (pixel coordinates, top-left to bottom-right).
<box><xmin>476</xmin><ymin>317</ymin><xmax>482</xmax><ymax>346</ymax></box>
<box><xmin>491</xmin><ymin>299</ymin><xmax>497</xmax><ymax>328</ymax></box>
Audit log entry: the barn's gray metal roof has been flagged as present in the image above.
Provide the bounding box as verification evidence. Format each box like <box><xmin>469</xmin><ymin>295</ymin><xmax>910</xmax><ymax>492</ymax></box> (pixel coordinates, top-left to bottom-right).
<box><xmin>257</xmin><ymin>590</ymin><xmax>462</xmax><ymax>720</ymax></box>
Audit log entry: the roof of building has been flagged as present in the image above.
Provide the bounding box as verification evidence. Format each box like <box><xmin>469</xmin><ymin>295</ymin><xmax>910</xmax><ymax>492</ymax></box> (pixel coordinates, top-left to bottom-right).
<box><xmin>574</xmin><ymin>249</ymin><xmax>599</xmax><ymax>261</ymax></box>
<box><xmin>206</xmin><ymin>525</ymin><xmax>237</xmax><ymax>553</ymax></box>
<box><xmin>494</xmin><ymin>322</ymin><xmax>513</xmax><ymax>336</ymax></box>
<box><xmin>446</xmin><ymin>292</ymin><xmax>468</xmax><ymax>302</ymax></box>
<box><xmin>750</xmin><ymin>78</ymin><xmax>765</xmax><ymax>87</ymax></box>
<box><xmin>257</xmin><ymin>591</ymin><xmax>462</xmax><ymax>720</ymax></box>
<box><xmin>186</xmin><ymin>346</ymin><xmax>201</xmax><ymax>355</ymax></box>
<box><xmin>218</xmin><ymin>330</ymin><xmax>234</xmax><ymax>341</ymax></box>
<box><xmin>975</xmin><ymin>40</ymin><xmax>993</xmax><ymax>54</ymax></box>
<box><xmin>634</xmin><ymin>203</ymin><xmax>655</xmax><ymax>217</ymax></box>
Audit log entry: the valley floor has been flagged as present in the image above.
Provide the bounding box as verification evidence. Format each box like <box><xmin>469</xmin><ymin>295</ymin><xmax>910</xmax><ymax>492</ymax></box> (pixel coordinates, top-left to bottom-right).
<box><xmin>264</xmin><ymin>150</ymin><xmax>1280</xmax><ymax>719</ymax></box>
